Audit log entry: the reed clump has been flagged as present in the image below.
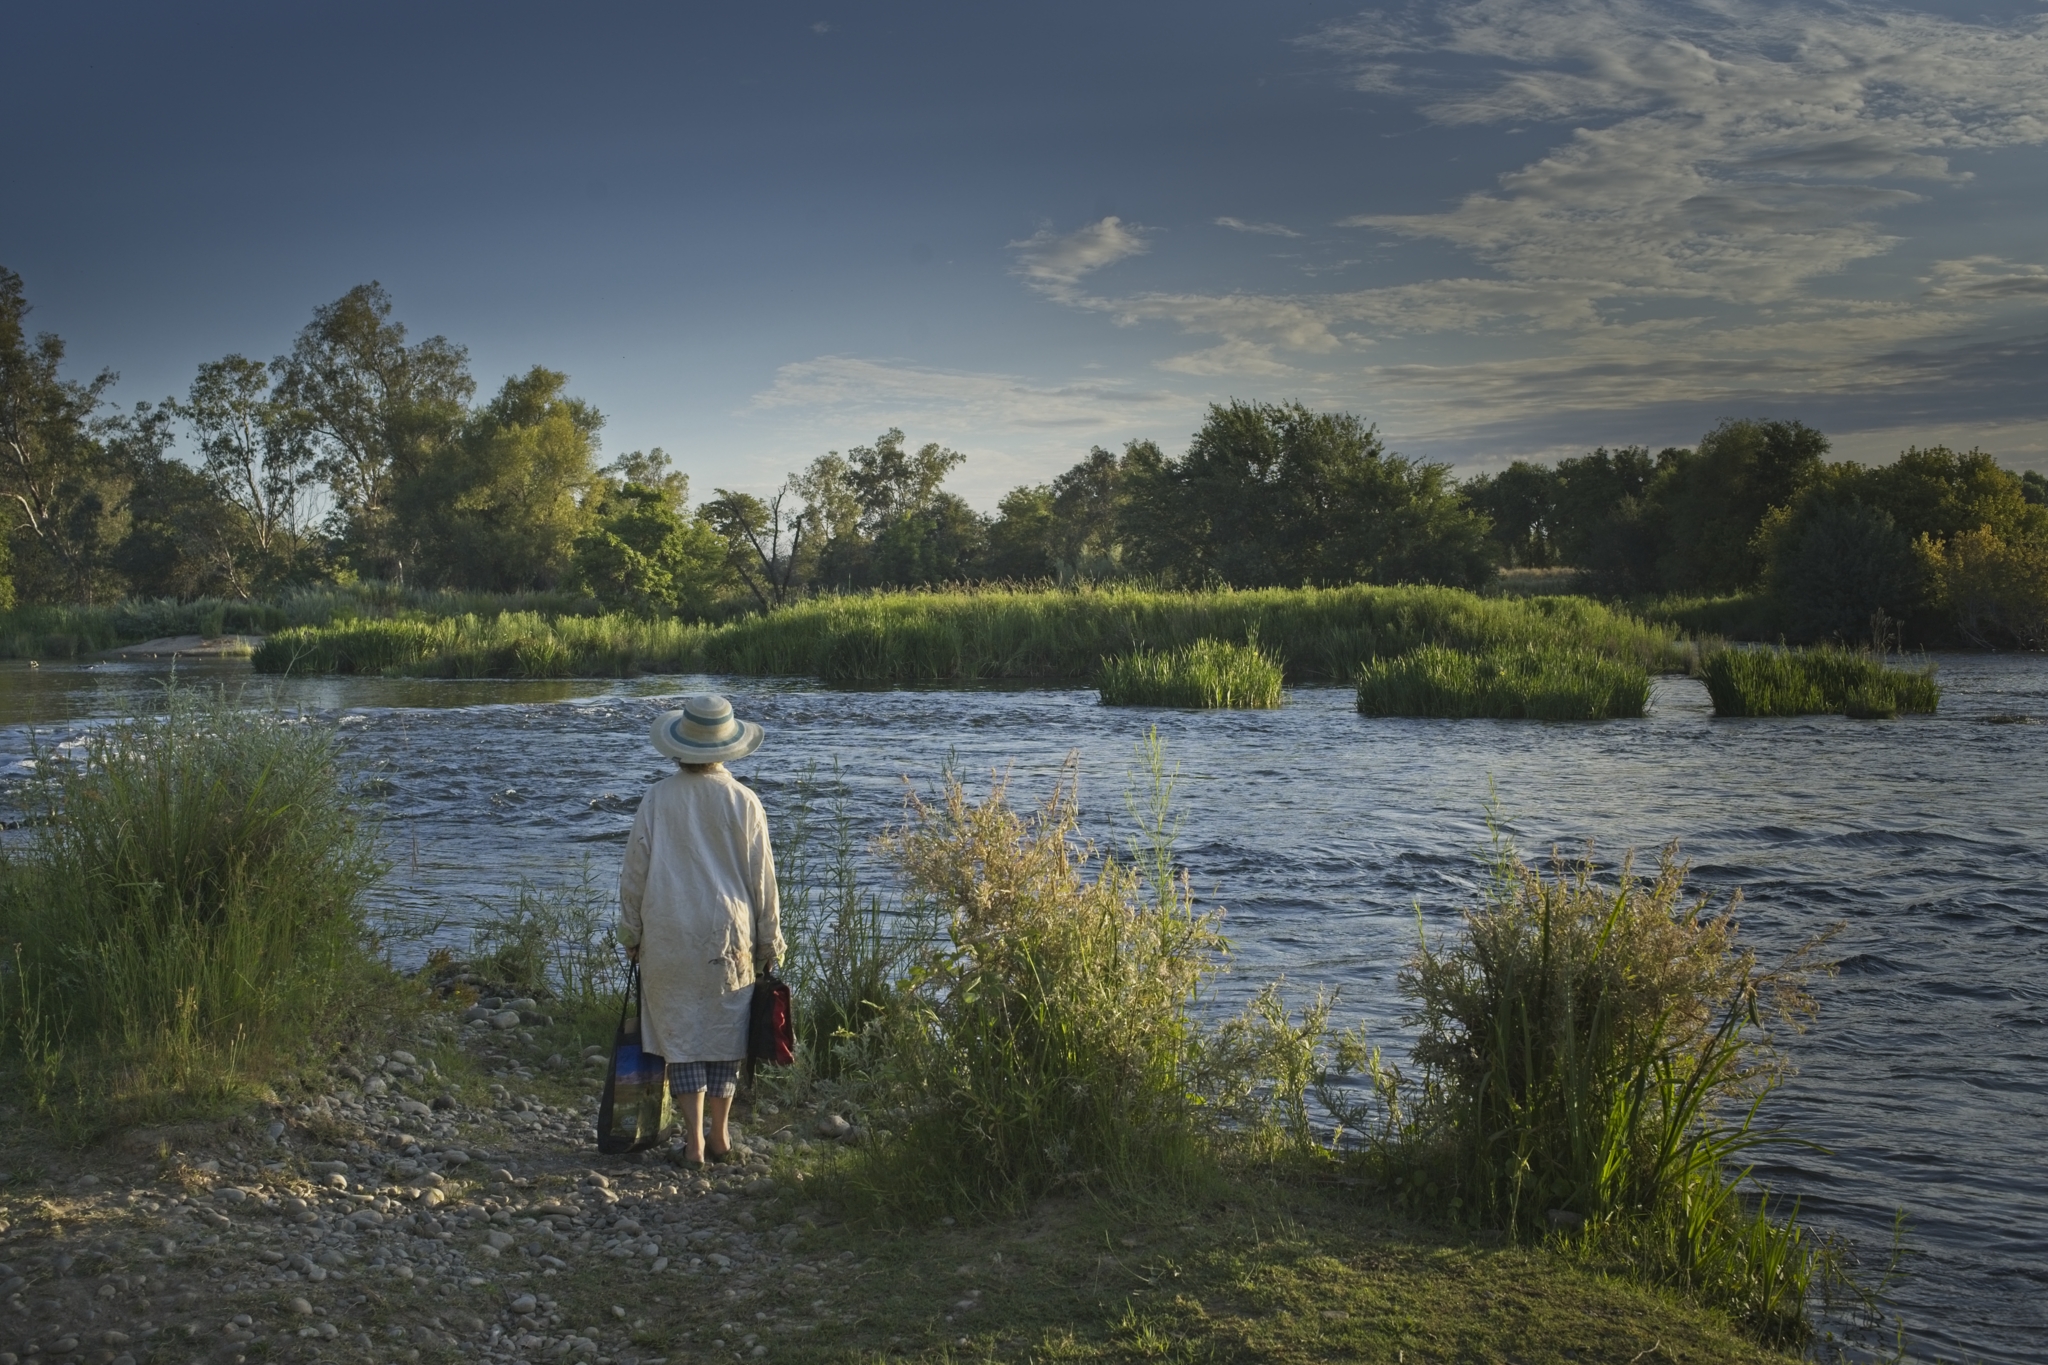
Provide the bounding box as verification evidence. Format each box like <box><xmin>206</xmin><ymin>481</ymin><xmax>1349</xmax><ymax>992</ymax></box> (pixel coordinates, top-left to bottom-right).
<box><xmin>251</xmin><ymin>583</ymin><xmax>1694</xmax><ymax>682</ymax></box>
<box><xmin>856</xmin><ymin>752</ymin><xmax>1222</xmax><ymax>1214</ymax></box>
<box><xmin>1356</xmin><ymin>644</ymin><xmax>1651</xmax><ymax>719</ymax></box>
<box><xmin>770</xmin><ymin>766</ymin><xmax>933</xmax><ymax>1082</ymax></box>
<box><xmin>465</xmin><ymin>868</ymin><xmax>626</xmax><ymax>1033</ymax></box>
<box><xmin>1098</xmin><ymin>637</ymin><xmax>1285</xmax><ymax>708</ymax></box>
<box><xmin>1701</xmin><ymin>646</ymin><xmax>1939</xmax><ymax>718</ymax></box>
<box><xmin>0</xmin><ymin>691</ymin><xmax>385</xmax><ymax>1130</ymax></box>
<box><xmin>1326</xmin><ymin>840</ymin><xmax>1836</xmax><ymax>1345</ymax></box>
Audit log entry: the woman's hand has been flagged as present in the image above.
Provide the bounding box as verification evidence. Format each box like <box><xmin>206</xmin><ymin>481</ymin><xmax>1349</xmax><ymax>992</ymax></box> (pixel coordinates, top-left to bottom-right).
<box><xmin>626</xmin><ymin>944</ymin><xmax>640</xmax><ymax>964</ymax></box>
<box><xmin>753</xmin><ymin>946</ymin><xmax>776</xmax><ymax>974</ymax></box>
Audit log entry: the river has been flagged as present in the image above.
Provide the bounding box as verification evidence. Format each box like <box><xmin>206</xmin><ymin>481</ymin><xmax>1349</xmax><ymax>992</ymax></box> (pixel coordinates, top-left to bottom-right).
<box><xmin>3</xmin><ymin>654</ymin><xmax>2043</xmax><ymax>1363</ymax></box>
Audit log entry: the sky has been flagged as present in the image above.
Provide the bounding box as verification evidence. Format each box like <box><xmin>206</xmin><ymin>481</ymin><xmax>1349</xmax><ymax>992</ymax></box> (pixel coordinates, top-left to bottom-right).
<box><xmin>6</xmin><ymin>0</ymin><xmax>2048</xmax><ymax>507</ymax></box>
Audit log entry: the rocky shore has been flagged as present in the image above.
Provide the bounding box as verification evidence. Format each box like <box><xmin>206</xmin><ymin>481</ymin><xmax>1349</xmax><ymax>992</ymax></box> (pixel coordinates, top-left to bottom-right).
<box><xmin>0</xmin><ymin>1006</ymin><xmax>861</xmax><ymax>1365</ymax></box>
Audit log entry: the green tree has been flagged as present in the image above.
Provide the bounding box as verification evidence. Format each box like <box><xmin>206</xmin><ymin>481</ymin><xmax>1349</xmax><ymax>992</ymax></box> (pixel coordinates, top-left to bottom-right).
<box><xmin>1128</xmin><ymin>401</ymin><xmax>1494</xmax><ymax>588</ymax></box>
<box><xmin>984</xmin><ymin>483</ymin><xmax>1056</xmax><ymax>581</ymax></box>
<box><xmin>574</xmin><ymin>465</ymin><xmax>726</xmax><ymax>615</ymax></box>
<box><xmin>392</xmin><ymin>367</ymin><xmax>599</xmax><ymax>591</ymax></box>
<box><xmin>703</xmin><ymin>482</ymin><xmax>816</xmax><ymax>610</ymax></box>
<box><xmin>1463</xmin><ymin>461</ymin><xmax>1560</xmax><ymax>568</ymax></box>
<box><xmin>270</xmin><ymin>282</ymin><xmax>472</xmax><ymax>579</ymax></box>
<box><xmin>1759</xmin><ymin>445</ymin><xmax>2047</xmax><ymax>643</ymax></box>
<box><xmin>0</xmin><ymin>267</ymin><xmax>125</xmax><ymax>602</ymax></box>
<box><xmin>1656</xmin><ymin>419</ymin><xmax>1829</xmax><ymax>593</ymax></box>
<box><xmin>1760</xmin><ymin>497</ymin><xmax>1920</xmax><ymax>642</ymax></box>
<box><xmin>788</xmin><ymin>429</ymin><xmax>982</xmax><ymax>590</ymax></box>
<box><xmin>173</xmin><ymin>355</ymin><xmax>315</xmax><ymax>575</ymax></box>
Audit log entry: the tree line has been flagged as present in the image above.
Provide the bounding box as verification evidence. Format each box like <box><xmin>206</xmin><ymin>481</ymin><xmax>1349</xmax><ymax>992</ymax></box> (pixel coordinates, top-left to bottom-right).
<box><xmin>1464</xmin><ymin>425</ymin><xmax>2048</xmax><ymax>647</ymax></box>
<box><xmin>5</xmin><ymin>271</ymin><xmax>2043</xmax><ymax>646</ymax></box>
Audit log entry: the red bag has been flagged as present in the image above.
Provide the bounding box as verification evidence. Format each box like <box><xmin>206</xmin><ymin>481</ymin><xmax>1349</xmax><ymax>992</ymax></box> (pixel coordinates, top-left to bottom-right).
<box><xmin>748</xmin><ymin>969</ymin><xmax>795</xmax><ymax>1066</ymax></box>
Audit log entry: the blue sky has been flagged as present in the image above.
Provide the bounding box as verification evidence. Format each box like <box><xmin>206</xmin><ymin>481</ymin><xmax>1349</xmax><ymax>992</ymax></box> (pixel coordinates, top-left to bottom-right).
<box><xmin>7</xmin><ymin>0</ymin><xmax>2048</xmax><ymax>507</ymax></box>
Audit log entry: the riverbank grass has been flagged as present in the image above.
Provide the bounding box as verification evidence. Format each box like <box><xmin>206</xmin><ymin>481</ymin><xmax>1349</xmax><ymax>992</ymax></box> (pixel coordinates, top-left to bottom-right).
<box><xmin>250</xmin><ymin>583</ymin><xmax>1693</xmax><ymax>682</ymax></box>
<box><xmin>1356</xmin><ymin>643</ymin><xmax>1652</xmax><ymax>719</ymax></box>
<box><xmin>1098</xmin><ymin>636</ymin><xmax>1285</xmax><ymax>708</ymax></box>
<box><xmin>1702</xmin><ymin>646</ymin><xmax>1940</xmax><ymax>717</ymax></box>
<box><xmin>0</xmin><ymin>691</ymin><xmax>388</xmax><ymax>1133</ymax></box>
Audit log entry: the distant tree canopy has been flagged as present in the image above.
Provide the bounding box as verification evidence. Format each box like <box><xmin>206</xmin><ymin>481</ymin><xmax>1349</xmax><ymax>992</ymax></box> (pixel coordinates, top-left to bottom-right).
<box><xmin>3</xmin><ymin>265</ymin><xmax>2041</xmax><ymax>648</ymax></box>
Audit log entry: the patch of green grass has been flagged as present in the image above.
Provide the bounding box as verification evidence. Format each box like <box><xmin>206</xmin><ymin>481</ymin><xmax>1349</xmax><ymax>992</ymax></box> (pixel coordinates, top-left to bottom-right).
<box><xmin>537</xmin><ymin>1166</ymin><xmax>1799</xmax><ymax>1364</ymax></box>
<box><xmin>1701</xmin><ymin>646</ymin><xmax>1940</xmax><ymax>717</ymax></box>
<box><xmin>0</xmin><ymin>584</ymin><xmax>600</xmax><ymax>659</ymax></box>
<box><xmin>0</xmin><ymin>688</ymin><xmax>388</xmax><ymax>1134</ymax></box>
<box><xmin>1098</xmin><ymin>638</ymin><xmax>1285</xmax><ymax>708</ymax></box>
<box><xmin>250</xmin><ymin>583</ymin><xmax>1695</xmax><ymax>682</ymax></box>
<box><xmin>1355</xmin><ymin>643</ymin><xmax>1651</xmax><ymax>719</ymax></box>
<box><xmin>1638</xmin><ymin>591</ymin><xmax>1779</xmax><ymax>643</ymax></box>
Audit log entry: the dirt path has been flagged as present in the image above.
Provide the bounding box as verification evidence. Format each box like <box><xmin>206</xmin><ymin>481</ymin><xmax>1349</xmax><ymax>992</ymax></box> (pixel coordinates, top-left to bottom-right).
<box><xmin>0</xmin><ymin>1008</ymin><xmax>851</xmax><ymax>1365</ymax></box>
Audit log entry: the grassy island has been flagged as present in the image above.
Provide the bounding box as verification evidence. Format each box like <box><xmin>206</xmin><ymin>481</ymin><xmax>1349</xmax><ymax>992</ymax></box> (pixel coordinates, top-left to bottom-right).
<box><xmin>239</xmin><ymin>584</ymin><xmax>1694</xmax><ymax>683</ymax></box>
<box><xmin>1357</xmin><ymin>643</ymin><xmax>1652</xmax><ymax>720</ymax></box>
<box><xmin>1703</xmin><ymin>646</ymin><xmax>1940</xmax><ymax>718</ymax></box>
<box><xmin>1097</xmin><ymin>637</ymin><xmax>1285</xmax><ymax>708</ymax></box>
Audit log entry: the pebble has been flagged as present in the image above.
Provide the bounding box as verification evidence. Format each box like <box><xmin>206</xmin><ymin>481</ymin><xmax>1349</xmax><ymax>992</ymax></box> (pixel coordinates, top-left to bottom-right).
<box><xmin>816</xmin><ymin>1114</ymin><xmax>852</xmax><ymax>1140</ymax></box>
<box><xmin>364</xmin><ymin>1076</ymin><xmax>389</xmax><ymax>1095</ymax></box>
<box><xmin>390</xmin><ymin>1050</ymin><xmax>418</xmax><ymax>1065</ymax></box>
<box><xmin>510</xmin><ymin>1293</ymin><xmax>538</xmax><ymax>1314</ymax></box>
<box><xmin>490</xmin><ymin>1011</ymin><xmax>523</xmax><ymax>1030</ymax></box>
<box><xmin>289</xmin><ymin>1297</ymin><xmax>314</xmax><ymax>1316</ymax></box>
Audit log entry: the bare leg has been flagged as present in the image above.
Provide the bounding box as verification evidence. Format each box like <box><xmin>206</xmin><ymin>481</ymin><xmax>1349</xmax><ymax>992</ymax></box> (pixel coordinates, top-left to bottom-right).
<box><xmin>678</xmin><ymin>1089</ymin><xmax>706</xmax><ymax>1163</ymax></box>
<box><xmin>706</xmin><ymin>1094</ymin><xmax>733</xmax><ymax>1157</ymax></box>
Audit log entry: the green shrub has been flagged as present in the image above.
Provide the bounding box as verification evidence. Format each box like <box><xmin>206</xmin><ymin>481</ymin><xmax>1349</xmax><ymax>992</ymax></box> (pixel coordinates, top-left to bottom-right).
<box><xmin>862</xmin><ymin>755</ymin><xmax>1222</xmax><ymax>1213</ymax></box>
<box><xmin>1701</xmin><ymin>646</ymin><xmax>1939</xmax><ymax>717</ymax></box>
<box><xmin>1356</xmin><ymin>644</ymin><xmax>1650</xmax><ymax>719</ymax></box>
<box><xmin>0</xmin><ymin>690</ymin><xmax>385</xmax><ymax>1128</ymax></box>
<box><xmin>1098</xmin><ymin>637</ymin><xmax>1284</xmax><ymax>708</ymax></box>
<box><xmin>1352</xmin><ymin>841</ymin><xmax>1835</xmax><ymax>1345</ymax></box>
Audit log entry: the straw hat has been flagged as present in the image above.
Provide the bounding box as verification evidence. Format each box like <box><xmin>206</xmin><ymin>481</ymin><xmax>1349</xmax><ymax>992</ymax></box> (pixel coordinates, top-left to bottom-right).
<box><xmin>650</xmin><ymin>694</ymin><xmax>765</xmax><ymax>764</ymax></box>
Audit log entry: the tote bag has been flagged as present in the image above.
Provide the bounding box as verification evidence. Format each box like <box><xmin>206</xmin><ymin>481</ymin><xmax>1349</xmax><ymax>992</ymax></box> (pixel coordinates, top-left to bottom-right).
<box><xmin>597</xmin><ymin>965</ymin><xmax>673</xmax><ymax>1154</ymax></box>
<box><xmin>748</xmin><ymin>969</ymin><xmax>795</xmax><ymax>1067</ymax></box>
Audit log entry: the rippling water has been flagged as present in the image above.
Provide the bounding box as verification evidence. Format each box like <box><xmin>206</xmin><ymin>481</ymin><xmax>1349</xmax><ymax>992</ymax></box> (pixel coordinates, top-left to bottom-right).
<box><xmin>3</xmin><ymin>655</ymin><xmax>2043</xmax><ymax>1363</ymax></box>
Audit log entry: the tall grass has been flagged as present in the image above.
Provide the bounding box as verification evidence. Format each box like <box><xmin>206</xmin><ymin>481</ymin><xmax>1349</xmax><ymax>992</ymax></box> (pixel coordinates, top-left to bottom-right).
<box><xmin>1356</xmin><ymin>644</ymin><xmax>1651</xmax><ymax>719</ymax></box>
<box><xmin>856</xmin><ymin>750</ymin><xmax>1223</xmax><ymax>1214</ymax></box>
<box><xmin>0</xmin><ymin>584</ymin><xmax>600</xmax><ymax>660</ymax></box>
<box><xmin>771</xmin><ymin>765</ymin><xmax>934</xmax><ymax>1081</ymax></box>
<box><xmin>250</xmin><ymin>583</ymin><xmax>1694</xmax><ymax>682</ymax></box>
<box><xmin>0</xmin><ymin>690</ymin><xmax>385</xmax><ymax>1128</ymax></box>
<box><xmin>466</xmin><ymin>866</ymin><xmax>626</xmax><ymax>1032</ymax></box>
<box><xmin>1316</xmin><ymin>837</ymin><xmax>1837</xmax><ymax>1345</ymax></box>
<box><xmin>1098</xmin><ymin>637</ymin><xmax>1285</xmax><ymax>708</ymax></box>
<box><xmin>1701</xmin><ymin>646</ymin><xmax>1940</xmax><ymax>718</ymax></box>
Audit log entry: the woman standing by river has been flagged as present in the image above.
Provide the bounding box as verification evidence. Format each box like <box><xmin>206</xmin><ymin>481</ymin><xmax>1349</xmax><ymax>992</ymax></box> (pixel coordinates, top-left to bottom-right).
<box><xmin>616</xmin><ymin>695</ymin><xmax>783</xmax><ymax>1168</ymax></box>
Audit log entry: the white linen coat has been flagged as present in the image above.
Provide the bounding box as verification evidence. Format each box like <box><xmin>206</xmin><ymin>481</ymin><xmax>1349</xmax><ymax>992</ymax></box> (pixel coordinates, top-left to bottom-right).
<box><xmin>616</xmin><ymin>767</ymin><xmax>784</xmax><ymax>1064</ymax></box>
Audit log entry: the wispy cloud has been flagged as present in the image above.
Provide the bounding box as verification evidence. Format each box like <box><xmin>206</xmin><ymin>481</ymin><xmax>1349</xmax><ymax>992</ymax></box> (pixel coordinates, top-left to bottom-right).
<box><xmin>1311</xmin><ymin>0</ymin><xmax>2048</xmax><ymax>310</ymax></box>
<box><xmin>1008</xmin><ymin>217</ymin><xmax>1150</xmax><ymax>299</ymax></box>
<box><xmin>1004</xmin><ymin>0</ymin><xmax>2048</xmax><ymax>453</ymax></box>
<box><xmin>1214</xmin><ymin>216</ymin><xmax>1303</xmax><ymax>238</ymax></box>
<box><xmin>1924</xmin><ymin>257</ymin><xmax>2048</xmax><ymax>301</ymax></box>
